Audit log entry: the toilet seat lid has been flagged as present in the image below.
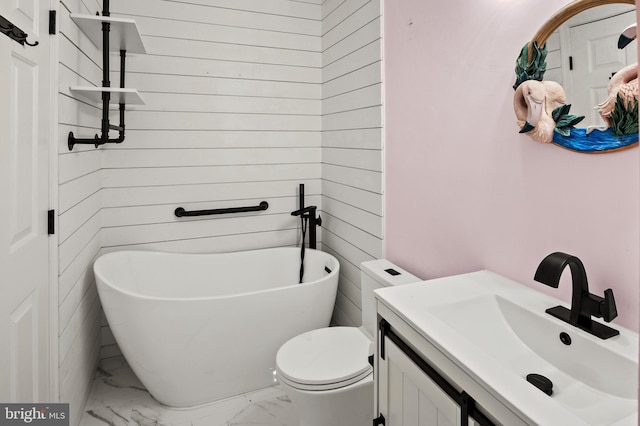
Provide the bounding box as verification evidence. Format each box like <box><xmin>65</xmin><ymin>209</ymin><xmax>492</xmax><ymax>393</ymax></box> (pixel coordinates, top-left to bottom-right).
<box><xmin>276</xmin><ymin>327</ymin><xmax>372</xmax><ymax>390</ymax></box>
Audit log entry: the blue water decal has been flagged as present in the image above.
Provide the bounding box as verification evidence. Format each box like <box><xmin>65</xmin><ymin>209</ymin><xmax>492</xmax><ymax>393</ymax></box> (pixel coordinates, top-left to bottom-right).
<box><xmin>552</xmin><ymin>128</ymin><xmax>638</xmax><ymax>153</ymax></box>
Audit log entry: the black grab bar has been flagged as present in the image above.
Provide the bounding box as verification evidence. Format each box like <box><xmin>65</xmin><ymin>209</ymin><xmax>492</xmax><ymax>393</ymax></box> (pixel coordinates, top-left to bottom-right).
<box><xmin>175</xmin><ymin>201</ymin><xmax>269</xmax><ymax>218</ymax></box>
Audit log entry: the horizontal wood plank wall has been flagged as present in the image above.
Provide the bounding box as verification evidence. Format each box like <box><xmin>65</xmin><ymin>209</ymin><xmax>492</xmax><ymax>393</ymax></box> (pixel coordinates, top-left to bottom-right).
<box><xmin>58</xmin><ymin>0</ymin><xmax>104</xmax><ymax>423</ymax></box>
<box><xmin>321</xmin><ymin>0</ymin><xmax>383</xmax><ymax>327</ymax></box>
<box><xmin>96</xmin><ymin>0</ymin><xmax>322</xmax><ymax>356</ymax></box>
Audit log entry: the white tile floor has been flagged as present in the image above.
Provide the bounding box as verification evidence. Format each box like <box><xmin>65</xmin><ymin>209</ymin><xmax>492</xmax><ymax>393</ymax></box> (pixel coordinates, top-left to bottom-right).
<box><xmin>79</xmin><ymin>357</ymin><xmax>299</xmax><ymax>426</ymax></box>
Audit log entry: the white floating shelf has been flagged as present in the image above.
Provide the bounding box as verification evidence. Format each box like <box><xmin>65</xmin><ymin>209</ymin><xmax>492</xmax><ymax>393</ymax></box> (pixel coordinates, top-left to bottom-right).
<box><xmin>70</xmin><ymin>14</ymin><xmax>146</xmax><ymax>54</ymax></box>
<box><xmin>70</xmin><ymin>86</ymin><xmax>146</xmax><ymax>105</ymax></box>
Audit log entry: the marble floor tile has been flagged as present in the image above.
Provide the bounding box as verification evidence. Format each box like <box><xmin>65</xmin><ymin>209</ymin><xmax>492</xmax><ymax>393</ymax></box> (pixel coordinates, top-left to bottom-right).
<box><xmin>79</xmin><ymin>357</ymin><xmax>299</xmax><ymax>426</ymax></box>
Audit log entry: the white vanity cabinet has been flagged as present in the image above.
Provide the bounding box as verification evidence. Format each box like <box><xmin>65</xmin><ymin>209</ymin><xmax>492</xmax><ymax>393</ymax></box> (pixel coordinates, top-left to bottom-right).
<box><xmin>374</xmin><ymin>303</ymin><xmax>528</xmax><ymax>426</ymax></box>
<box><xmin>379</xmin><ymin>336</ymin><xmax>475</xmax><ymax>426</ymax></box>
<box><xmin>373</xmin><ymin>270</ymin><xmax>638</xmax><ymax>426</ymax></box>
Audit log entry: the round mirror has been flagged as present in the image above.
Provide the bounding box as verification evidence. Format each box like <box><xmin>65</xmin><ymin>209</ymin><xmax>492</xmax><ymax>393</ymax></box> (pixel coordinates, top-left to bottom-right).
<box><xmin>513</xmin><ymin>0</ymin><xmax>638</xmax><ymax>153</ymax></box>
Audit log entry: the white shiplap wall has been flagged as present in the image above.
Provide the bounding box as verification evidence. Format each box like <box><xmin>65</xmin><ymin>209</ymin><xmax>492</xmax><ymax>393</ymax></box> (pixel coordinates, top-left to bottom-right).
<box><xmin>57</xmin><ymin>0</ymin><xmax>103</xmax><ymax>423</ymax></box>
<box><xmin>321</xmin><ymin>0</ymin><xmax>384</xmax><ymax>327</ymax></box>
<box><xmin>96</xmin><ymin>0</ymin><xmax>323</xmax><ymax>354</ymax></box>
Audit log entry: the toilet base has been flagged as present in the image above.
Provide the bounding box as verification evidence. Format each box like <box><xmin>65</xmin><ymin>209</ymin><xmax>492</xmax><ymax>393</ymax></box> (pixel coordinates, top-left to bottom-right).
<box><xmin>279</xmin><ymin>375</ymin><xmax>373</xmax><ymax>426</ymax></box>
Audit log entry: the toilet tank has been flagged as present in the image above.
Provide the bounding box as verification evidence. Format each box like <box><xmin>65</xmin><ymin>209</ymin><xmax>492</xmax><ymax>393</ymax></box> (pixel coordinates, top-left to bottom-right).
<box><xmin>360</xmin><ymin>259</ymin><xmax>421</xmax><ymax>338</ymax></box>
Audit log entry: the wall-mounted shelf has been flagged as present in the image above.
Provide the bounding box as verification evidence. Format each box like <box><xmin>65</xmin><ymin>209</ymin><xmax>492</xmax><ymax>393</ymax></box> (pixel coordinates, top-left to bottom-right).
<box><xmin>69</xmin><ymin>14</ymin><xmax>146</xmax><ymax>54</ymax></box>
<box><xmin>70</xmin><ymin>86</ymin><xmax>145</xmax><ymax>105</ymax></box>
<box><xmin>68</xmin><ymin>0</ymin><xmax>146</xmax><ymax>150</ymax></box>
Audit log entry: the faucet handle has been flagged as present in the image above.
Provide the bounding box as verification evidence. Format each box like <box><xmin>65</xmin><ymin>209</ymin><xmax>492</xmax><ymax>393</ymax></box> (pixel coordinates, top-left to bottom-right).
<box><xmin>601</xmin><ymin>289</ymin><xmax>618</xmax><ymax>322</ymax></box>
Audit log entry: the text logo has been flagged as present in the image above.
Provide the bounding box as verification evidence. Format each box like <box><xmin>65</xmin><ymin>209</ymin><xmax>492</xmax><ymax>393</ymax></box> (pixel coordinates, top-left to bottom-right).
<box><xmin>1</xmin><ymin>404</ymin><xmax>69</xmax><ymax>425</ymax></box>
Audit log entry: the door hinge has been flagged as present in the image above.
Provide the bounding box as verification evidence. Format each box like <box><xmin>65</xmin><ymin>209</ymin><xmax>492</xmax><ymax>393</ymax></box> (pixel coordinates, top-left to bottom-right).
<box><xmin>569</xmin><ymin>56</ymin><xmax>573</xmax><ymax>71</ymax></box>
<box><xmin>373</xmin><ymin>414</ymin><xmax>385</xmax><ymax>426</ymax></box>
<box><xmin>49</xmin><ymin>10</ymin><xmax>56</xmax><ymax>35</ymax></box>
<box><xmin>48</xmin><ymin>210</ymin><xmax>55</xmax><ymax>235</ymax></box>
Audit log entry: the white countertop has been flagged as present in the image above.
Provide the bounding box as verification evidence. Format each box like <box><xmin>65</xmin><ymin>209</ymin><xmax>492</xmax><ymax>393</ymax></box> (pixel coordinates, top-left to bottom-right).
<box><xmin>374</xmin><ymin>270</ymin><xmax>638</xmax><ymax>426</ymax></box>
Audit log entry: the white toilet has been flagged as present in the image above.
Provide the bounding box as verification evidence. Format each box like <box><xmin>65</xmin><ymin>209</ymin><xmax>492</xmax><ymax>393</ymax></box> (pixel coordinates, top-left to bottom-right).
<box><xmin>276</xmin><ymin>259</ymin><xmax>421</xmax><ymax>426</ymax></box>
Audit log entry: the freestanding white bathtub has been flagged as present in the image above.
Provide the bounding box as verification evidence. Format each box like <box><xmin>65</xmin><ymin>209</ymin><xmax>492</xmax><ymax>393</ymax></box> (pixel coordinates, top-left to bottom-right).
<box><xmin>93</xmin><ymin>247</ymin><xmax>339</xmax><ymax>408</ymax></box>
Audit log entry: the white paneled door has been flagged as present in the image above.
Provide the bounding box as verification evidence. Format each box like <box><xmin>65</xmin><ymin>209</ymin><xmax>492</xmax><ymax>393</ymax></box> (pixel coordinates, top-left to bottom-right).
<box><xmin>0</xmin><ymin>0</ymin><xmax>52</xmax><ymax>403</ymax></box>
<box><xmin>566</xmin><ymin>8</ymin><xmax>637</xmax><ymax>127</ymax></box>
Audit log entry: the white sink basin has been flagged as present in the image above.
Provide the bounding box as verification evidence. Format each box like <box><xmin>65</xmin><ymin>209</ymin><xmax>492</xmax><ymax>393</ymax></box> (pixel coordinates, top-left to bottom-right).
<box><xmin>375</xmin><ymin>270</ymin><xmax>638</xmax><ymax>426</ymax></box>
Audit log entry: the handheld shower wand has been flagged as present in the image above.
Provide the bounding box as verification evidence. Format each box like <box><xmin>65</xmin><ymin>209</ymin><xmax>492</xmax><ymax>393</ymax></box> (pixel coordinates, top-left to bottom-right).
<box><xmin>291</xmin><ymin>184</ymin><xmax>322</xmax><ymax>283</ymax></box>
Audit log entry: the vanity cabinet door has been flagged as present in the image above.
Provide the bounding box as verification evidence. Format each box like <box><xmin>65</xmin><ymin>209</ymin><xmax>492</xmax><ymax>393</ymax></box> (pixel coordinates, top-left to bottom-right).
<box><xmin>379</xmin><ymin>336</ymin><xmax>461</xmax><ymax>426</ymax></box>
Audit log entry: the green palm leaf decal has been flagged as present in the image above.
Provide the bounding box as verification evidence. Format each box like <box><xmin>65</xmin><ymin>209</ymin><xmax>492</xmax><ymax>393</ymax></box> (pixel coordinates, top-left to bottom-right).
<box><xmin>552</xmin><ymin>104</ymin><xmax>584</xmax><ymax>137</ymax></box>
<box><xmin>514</xmin><ymin>42</ymin><xmax>547</xmax><ymax>90</ymax></box>
<box><xmin>610</xmin><ymin>94</ymin><xmax>639</xmax><ymax>136</ymax></box>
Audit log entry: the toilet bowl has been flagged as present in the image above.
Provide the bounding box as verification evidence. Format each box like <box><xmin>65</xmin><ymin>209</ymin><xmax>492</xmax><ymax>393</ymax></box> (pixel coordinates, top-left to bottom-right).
<box><xmin>277</xmin><ymin>327</ymin><xmax>373</xmax><ymax>426</ymax></box>
<box><xmin>276</xmin><ymin>259</ymin><xmax>421</xmax><ymax>426</ymax></box>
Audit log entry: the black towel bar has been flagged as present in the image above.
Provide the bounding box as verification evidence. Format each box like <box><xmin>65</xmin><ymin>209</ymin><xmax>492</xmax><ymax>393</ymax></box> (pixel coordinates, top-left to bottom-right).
<box><xmin>175</xmin><ymin>201</ymin><xmax>269</xmax><ymax>218</ymax></box>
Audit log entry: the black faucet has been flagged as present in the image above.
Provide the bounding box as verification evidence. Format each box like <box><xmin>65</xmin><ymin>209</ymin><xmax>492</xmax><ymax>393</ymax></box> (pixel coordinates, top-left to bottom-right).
<box><xmin>291</xmin><ymin>184</ymin><xmax>322</xmax><ymax>283</ymax></box>
<box><xmin>290</xmin><ymin>184</ymin><xmax>321</xmax><ymax>249</ymax></box>
<box><xmin>534</xmin><ymin>252</ymin><xmax>619</xmax><ymax>339</ymax></box>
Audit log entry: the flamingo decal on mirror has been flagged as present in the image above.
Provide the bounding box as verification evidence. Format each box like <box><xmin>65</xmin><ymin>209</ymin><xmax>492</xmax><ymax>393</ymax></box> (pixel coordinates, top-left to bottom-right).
<box><xmin>513</xmin><ymin>0</ymin><xmax>638</xmax><ymax>153</ymax></box>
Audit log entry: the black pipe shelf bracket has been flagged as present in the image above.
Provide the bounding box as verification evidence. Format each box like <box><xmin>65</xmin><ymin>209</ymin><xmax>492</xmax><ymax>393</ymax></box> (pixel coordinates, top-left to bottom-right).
<box><xmin>0</xmin><ymin>14</ymin><xmax>38</xmax><ymax>46</ymax></box>
<box><xmin>175</xmin><ymin>201</ymin><xmax>269</xmax><ymax>218</ymax></box>
<box><xmin>67</xmin><ymin>0</ymin><xmax>146</xmax><ymax>150</ymax></box>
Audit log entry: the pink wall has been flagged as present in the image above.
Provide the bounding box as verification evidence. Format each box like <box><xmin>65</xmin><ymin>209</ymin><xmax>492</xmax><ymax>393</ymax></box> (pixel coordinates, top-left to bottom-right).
<box><xmin>384</xmin><ymin>0</ymin><xmax>640</xmax><ymax>331</ymax></box>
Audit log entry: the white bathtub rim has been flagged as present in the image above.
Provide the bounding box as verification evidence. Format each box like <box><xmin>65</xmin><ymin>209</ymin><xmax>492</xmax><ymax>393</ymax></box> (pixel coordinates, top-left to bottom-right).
<box><xmin>94</xmin><ymin>246</ymin><xmax>339</xmax><ymax>302</ymax></box>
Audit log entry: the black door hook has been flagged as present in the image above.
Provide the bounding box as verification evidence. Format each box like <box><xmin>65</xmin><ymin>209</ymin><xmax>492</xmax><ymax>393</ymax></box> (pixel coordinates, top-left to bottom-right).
<box><xmin>0</xmin><ymin>15</ymin><xmax>39</xmax><ymax>47</ymax></box>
